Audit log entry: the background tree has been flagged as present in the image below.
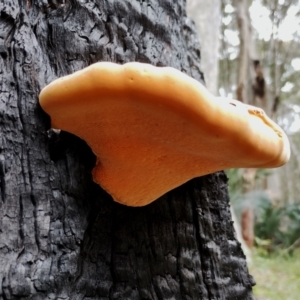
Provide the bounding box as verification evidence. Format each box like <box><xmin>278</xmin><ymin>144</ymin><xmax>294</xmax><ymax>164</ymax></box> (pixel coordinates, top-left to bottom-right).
<box><xmin>220</xmin><ymin>0</ymin><xmax>300</xmax><ymax>250</ymax></box>
<box><xmin>0</xmin><ymin>0</ymin><xmax>255</xmax><ymax>299</ymax></box>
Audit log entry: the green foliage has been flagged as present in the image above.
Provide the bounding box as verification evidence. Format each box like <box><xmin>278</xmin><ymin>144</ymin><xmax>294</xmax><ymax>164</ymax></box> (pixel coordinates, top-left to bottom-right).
<box><xmin>254</xmin><ymin>197</ymin><xmax>282</xmax><ymax>244</ymax></box>
<box><xmin>255</xmin><ymin>199</ymin><xmax>300</xmax><ymax>249</ymax></box>
<box><xmin>227</xmin><ymin>168</ymin><xmax>300</xmax><ymax>251</ymax></box>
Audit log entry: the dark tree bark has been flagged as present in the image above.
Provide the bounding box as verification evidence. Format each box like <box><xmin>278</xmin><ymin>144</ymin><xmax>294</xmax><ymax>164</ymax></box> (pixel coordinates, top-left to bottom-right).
<box><xmin>0</xmin><ymin>1</ymin><xmax>255</xmax><ymax>299</ymax></box>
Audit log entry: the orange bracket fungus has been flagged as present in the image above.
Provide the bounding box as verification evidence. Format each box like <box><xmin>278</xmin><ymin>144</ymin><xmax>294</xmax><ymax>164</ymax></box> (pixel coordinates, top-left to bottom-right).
<box><xmin>39</xmin><ymin>62</ymin><xmax>290</xmax><ymax>207</ymax></box>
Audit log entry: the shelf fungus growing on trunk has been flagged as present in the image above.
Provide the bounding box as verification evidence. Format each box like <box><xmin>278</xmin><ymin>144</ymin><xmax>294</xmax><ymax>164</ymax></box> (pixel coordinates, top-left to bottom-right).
<box><xmin>39</xmin><ymin>62</ymin><xmax>290</xmax><ymax>206</ymax></box>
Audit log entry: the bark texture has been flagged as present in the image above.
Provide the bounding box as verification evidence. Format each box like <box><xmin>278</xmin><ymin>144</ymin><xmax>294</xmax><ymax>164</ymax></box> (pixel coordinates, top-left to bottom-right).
<box><xmin>0</xmin><ymin>0</ymin><xmax>254</xmax><ymax>299</ymax></box>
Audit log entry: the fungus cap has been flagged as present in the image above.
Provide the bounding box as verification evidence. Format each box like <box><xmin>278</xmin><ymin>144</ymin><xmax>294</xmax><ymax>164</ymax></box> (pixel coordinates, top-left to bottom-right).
<box><xmin>39</xmin><ymin>62</ymin><xmax>290</xmax><ymax>206</ymax></box>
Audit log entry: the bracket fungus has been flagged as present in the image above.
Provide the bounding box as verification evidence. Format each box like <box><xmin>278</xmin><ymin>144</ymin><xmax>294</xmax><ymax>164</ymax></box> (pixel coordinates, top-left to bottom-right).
<box><xmin>39</xmin><ymin>62</ymin><xmax>290</xmax><ymax>206</ymax></box>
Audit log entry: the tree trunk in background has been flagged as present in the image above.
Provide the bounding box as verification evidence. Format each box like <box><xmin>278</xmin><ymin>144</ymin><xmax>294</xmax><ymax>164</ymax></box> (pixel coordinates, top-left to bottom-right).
<box><xmin>234</xmin><ymin>0</ymin><xmax>268</xmax><ymax>251</ymax></box>
<box><xmin>235</xmin><ymin>0</ymin><xmax>266</xmax><ymax>108</ymax></box>
<box><xmin>186</xmin><ymin>0</ymin><xmax>221</xmax><ymax>95</ymax></box>
<box><xmin>240</xmin><ymin>168</ymin><xmax>256</xmax><ymax>249</ymax></box>
<box><xmin>235</xmin><ymin>0</ymin><xmax>267</xmax><ymax>110</ymax></box>
<box><xmin>235</xmin><ymin>1</ymin><xmax>256</xmax><ymax>248</ymax></box>
<box><xmin>0</xmin><ymin>1</ymin><xmax>254</xmax><ymax>299</ymax></box>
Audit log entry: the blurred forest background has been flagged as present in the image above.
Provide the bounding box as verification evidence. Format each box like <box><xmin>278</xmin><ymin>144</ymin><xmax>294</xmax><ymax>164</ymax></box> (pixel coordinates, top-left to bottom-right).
<box><xmin>187</xmin><ymin>0</ymin><xmax>300</xmax><ymax>299</ymax></box>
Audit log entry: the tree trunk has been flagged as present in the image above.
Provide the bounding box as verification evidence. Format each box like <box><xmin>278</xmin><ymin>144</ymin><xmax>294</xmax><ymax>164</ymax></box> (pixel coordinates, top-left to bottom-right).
<box><xmin>0</xmin><ymin>1</ymin><xmax>254</xmax><ymax>299</ymax></box>
<box><xmin>234</xmin><ymin>0</ymin><xmax>266</xmax><ymax>251</ymax></box>
<box><xmin>235</xmin><ymin>0</ymin><xmax>266</xmax><ymax>108</ymax></box>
